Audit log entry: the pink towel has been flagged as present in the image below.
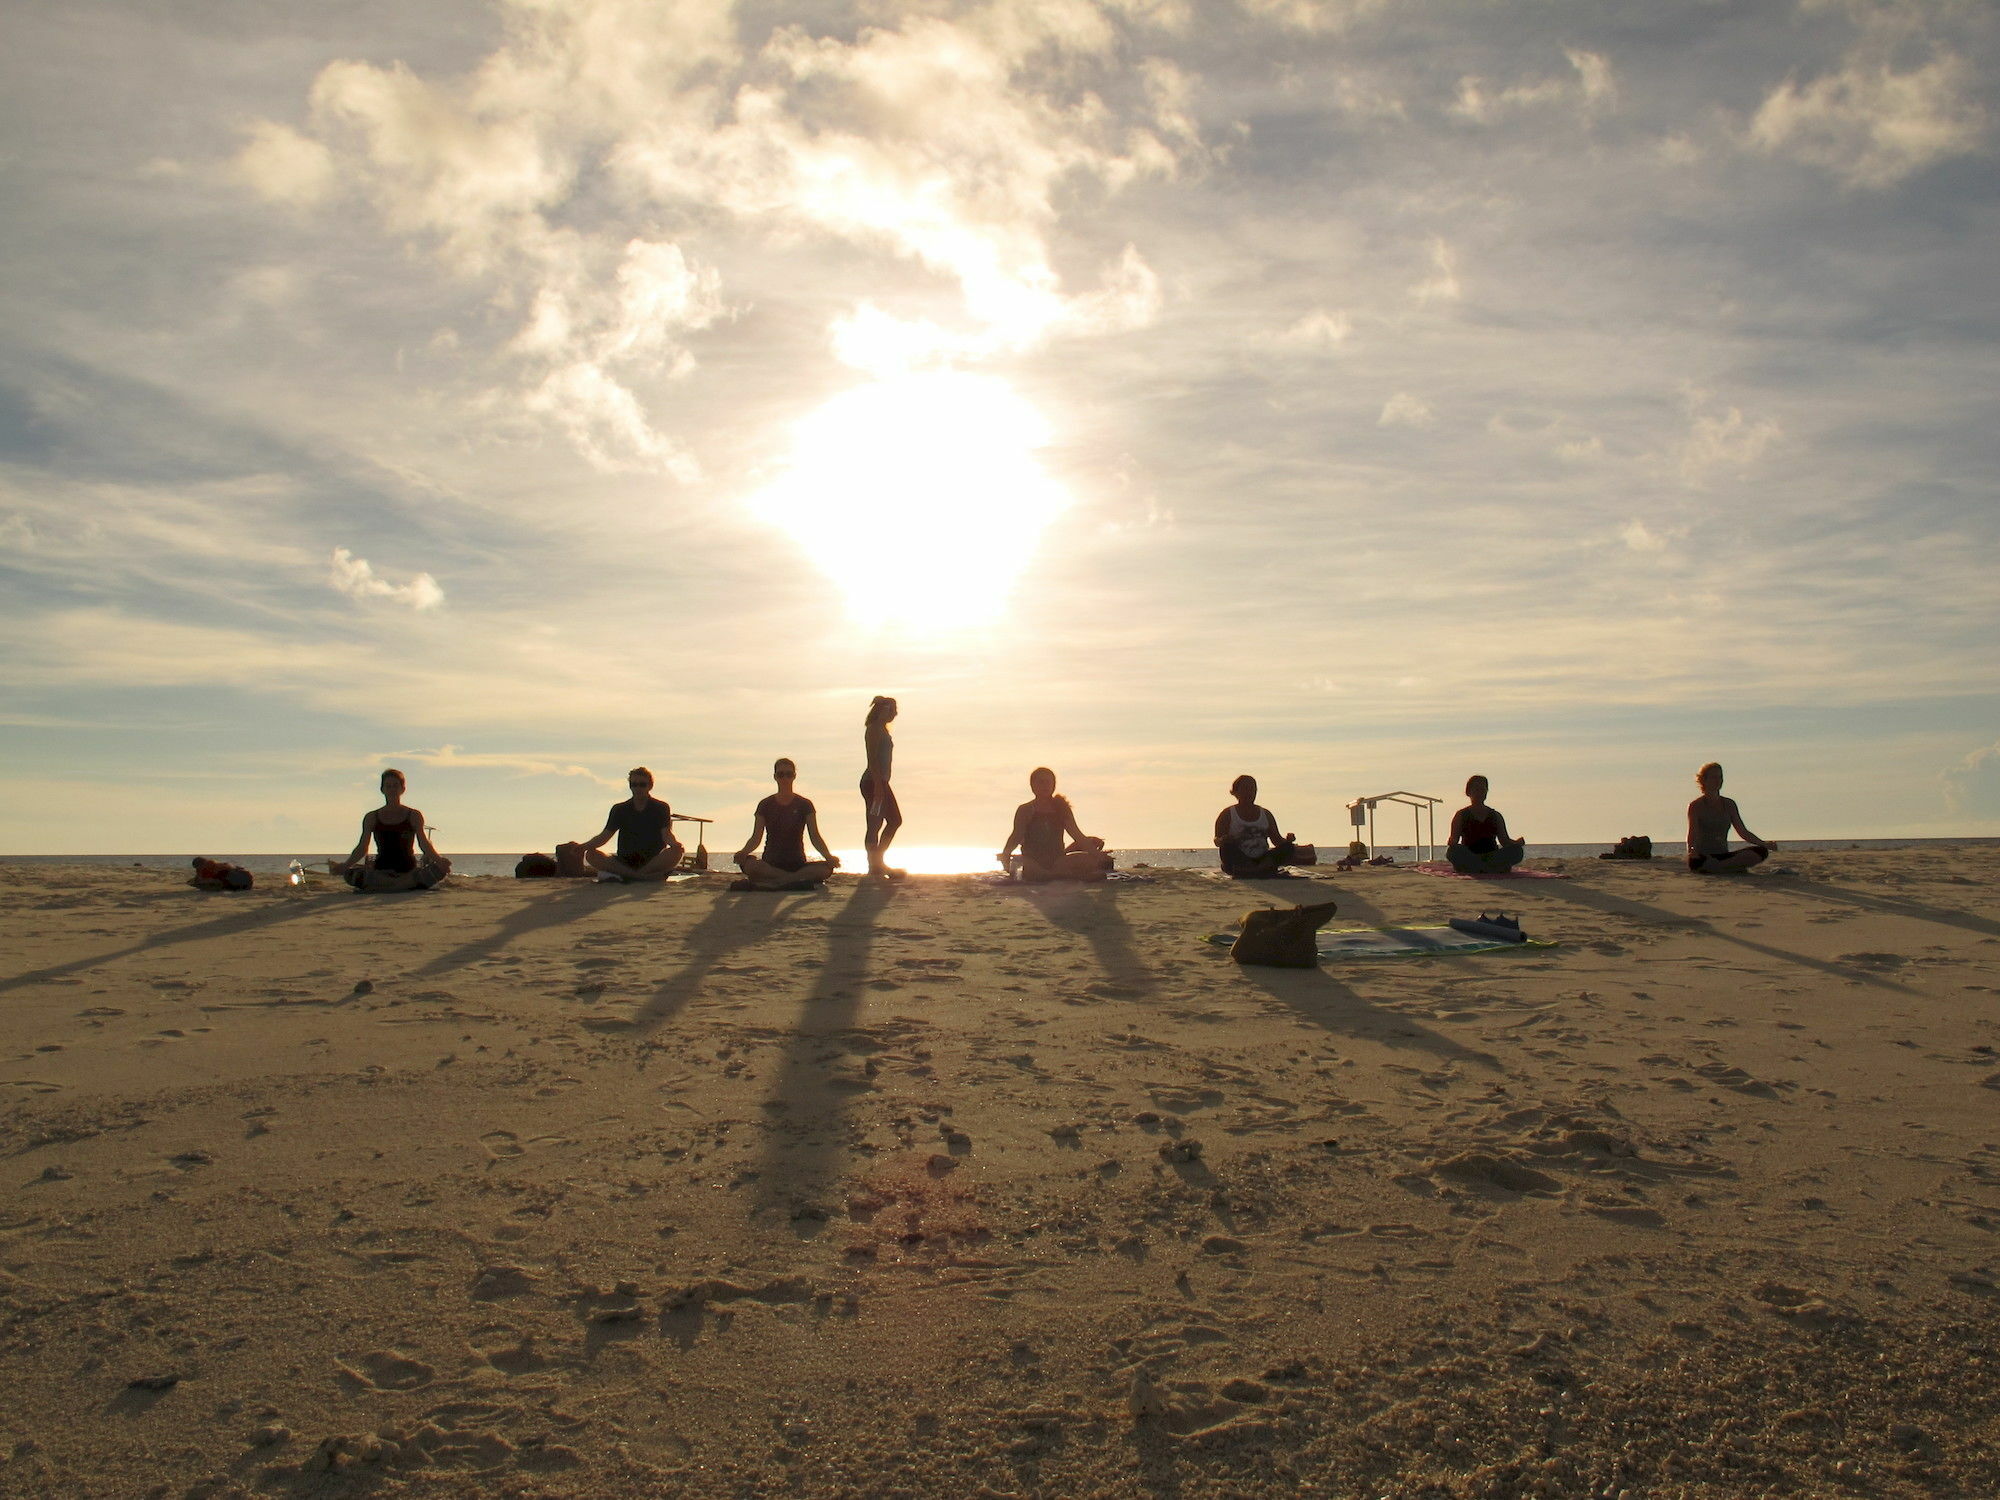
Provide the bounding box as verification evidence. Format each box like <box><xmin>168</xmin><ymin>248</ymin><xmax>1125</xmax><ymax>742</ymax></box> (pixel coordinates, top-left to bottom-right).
<box><xmin>1411</xmin><ymin>861</ymin><xmax>1569</xmax><ymax>880</ymax></box>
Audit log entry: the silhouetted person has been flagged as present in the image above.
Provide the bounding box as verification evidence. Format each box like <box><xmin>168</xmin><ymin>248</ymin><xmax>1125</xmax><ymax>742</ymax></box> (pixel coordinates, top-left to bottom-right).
<box><xmin>570</xmin><ymin>767</ymin><xmax>685</xmax><ymax>882</ymax></box>
<box><xmin>1214</xmin><ymin>774</ymin><xmax>1313</xmax><ymax>878</ymax></box>
<box><xmin>734</xmin><ymin>758</ymin><xmax>840</xmax><ymax>889</ymax></box>
<box><xmin>1000</xmin><ymin>767</ymin><xmax>1112</xmax><ymax>882</ymax></box>
<box><xmin>1446</xmin><ymin>774</ymin><xmax>1526</xmax><ymax>874</ymax></box>
<box><xmin>335</xmin><ymin>768</ymin><xmax>451</xmax><ymax>891</ymax></box>
<box><xmin>1686</xmin><ymin>761</ymin><xmax>1774</xmax><ymax>873</ymax></box>
<box><xmin>861</xmin><ymin>696</ymin><xmax>904</xmax><ymax>878</ymax></box>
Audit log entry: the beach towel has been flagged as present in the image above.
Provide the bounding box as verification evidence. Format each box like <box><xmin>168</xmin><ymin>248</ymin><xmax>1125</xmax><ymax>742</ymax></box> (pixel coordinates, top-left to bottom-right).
<box><xmin>1411</xmin><ymin>861</ymin><xmax>1568</xmax><ymax>881</ymax></box>
<box><xmin>1203</xmin><ymin>924</ymin><xmax>1558</xmax><ymax>960</ymax></box>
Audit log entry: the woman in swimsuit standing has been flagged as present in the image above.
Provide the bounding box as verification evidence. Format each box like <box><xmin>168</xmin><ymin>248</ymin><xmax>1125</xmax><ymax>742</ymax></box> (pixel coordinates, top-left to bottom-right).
<box><xmin>1446</xmin><ymin>775</ymin><xmax>1526</xmax><ymax>874</ymax></box>
<box><xmin>999</xmin><ymin>767</ymin><xmax>1112</xmax><ymax>882</ymax></box>
<box><xmin>335</xmin><ymin>768</ymin><xmax>451</xmax><ymax>891</ymax></box>
<box><xmin>1686</xmin><ymin>762</ymin><xmax>1774</xmax><ymax>873</ymax></box>
<box><xmin>860</xmin><ymin>696</ymin><xmax>905</xmax><ymax>879</ymax></box>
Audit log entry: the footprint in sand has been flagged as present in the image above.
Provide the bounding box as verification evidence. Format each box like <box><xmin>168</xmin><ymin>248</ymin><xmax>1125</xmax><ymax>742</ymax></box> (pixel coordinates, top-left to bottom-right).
<box><xmin>335</xmin><ymin>1349</ymin><xmax>435</xmax><ymax>1390</ymax></box>
<box><xmin>1426</xmin><ymin>1152</ymin><xmax>1562</xmax><ymax>1196</ymax></box>
<box><xmin>482</xmin><ymin>1131</ymin><xmax>526</xmax><ymax>1159</ymax></box>
<box><xmin>468</xmin><ymin>1323</ymin><xmax>549</xmax><ymax>1374</ymax></box>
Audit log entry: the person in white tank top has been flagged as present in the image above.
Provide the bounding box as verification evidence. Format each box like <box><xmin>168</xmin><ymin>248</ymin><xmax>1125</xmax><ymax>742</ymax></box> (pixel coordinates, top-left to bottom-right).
<box><xmin>1212</xmin><ymin>775</ymin><xmax>1316</xmax><ymax>878</ymax></box>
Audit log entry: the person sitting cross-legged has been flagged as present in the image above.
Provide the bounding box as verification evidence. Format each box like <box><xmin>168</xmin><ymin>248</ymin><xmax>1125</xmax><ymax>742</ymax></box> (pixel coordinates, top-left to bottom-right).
<box><xmin>999</xmin><ymin>767</ymin><xmax>1113</xmax><ymax>883</ymax></box>
<box><xmin>570</xmin><ymin>767</ymin><xmax>685</xmax><ymax>882</ymax></box>
<box><xmin>1446</xmin><ymin>774</ymin><xmax>1526</xmax><ymax>875</ymax></box>
<box><xmin>1214</xmin><ymin>775</ymin><xmax>1314</xmax><ymax>878</ymax></box>
<box><xmin>1686</xmin><ymin>761</ymin><xmax>1775</xmax><ymax>874</ymax></box>
<box><xmin>734</xmin><ymin>758</ymin><xmax>840</xmax><ymax>890</ymax></box>
<box><xmin>334</xmin><ymin>768</ymin><xmax>452</xmax><ymax>891</ymax></box>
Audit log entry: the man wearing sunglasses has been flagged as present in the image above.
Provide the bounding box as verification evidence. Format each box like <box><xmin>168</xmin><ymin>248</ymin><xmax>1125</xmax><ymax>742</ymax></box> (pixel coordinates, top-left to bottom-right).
<box><xmin>570</xmin><ymin>767</ymin><xmax>685</xmax><ymax>882</ymax></box>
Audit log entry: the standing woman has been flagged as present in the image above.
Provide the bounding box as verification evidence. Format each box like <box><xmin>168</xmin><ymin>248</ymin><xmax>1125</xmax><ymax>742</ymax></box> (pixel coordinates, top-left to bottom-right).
<box><xmin>860</xmin><ymin>695</ymin><xmax>905</xmax><ymax>879</ymax></box>
<box><xmin>335</xmin><ymin>768</ymin><xmax>451</xmax><ymax>891</ymax></box>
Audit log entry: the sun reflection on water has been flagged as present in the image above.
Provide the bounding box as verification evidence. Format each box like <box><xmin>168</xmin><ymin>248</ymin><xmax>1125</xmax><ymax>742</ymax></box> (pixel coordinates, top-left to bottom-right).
<box><xmin>827</xmin><ymin>845</ymin><xmax>1004</xmax><ymax>875</ymax></box>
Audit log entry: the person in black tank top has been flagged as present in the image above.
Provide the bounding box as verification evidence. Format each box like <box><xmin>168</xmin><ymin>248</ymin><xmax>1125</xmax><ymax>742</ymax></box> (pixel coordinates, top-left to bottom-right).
<box><xmin>336</xmin><ymin>768</ymin><xmax>453</xmax><ymax>892</ymax></box>
<box><xmin>733</xmin><ymin>758</ymin><xmax>840</xmax><ymax>889</ymax></box>
<box><xmin>571</xmin><ymin>766</ymin><xmax>686</xmax><ymax>881</ymax></box>
<box><xmin>1446</xmin><ymin>774</ymin><xmax>1526</xmax><ymax>875</ymax></box>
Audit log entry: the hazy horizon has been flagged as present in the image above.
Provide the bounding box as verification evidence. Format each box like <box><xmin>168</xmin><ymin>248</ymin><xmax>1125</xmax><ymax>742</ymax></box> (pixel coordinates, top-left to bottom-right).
<box><xmin>4</xmin><ymin>0</ymin><xmax>1998</xmax><ymax>856</ymax></box>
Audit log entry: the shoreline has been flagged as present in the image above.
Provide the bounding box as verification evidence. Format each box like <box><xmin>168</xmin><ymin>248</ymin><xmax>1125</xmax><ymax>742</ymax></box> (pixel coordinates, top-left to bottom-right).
<box><xmin>3</xmin><ymin>850</ymin><xmax>1997</xmax><ymax>1495</ymax></box>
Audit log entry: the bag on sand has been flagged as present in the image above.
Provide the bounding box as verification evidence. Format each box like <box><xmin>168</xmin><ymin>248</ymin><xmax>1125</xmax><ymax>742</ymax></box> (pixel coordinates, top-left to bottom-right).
<box><xmin>554</xmin><ymin>842</ymin><xmax>590</xmax><ymax>878</ymax></box>
<box><xmin>190</xmin><ymin>857</ymin><xmax>253</xmax><ymax>891</ymax></box>
<box><xmin>1230</xmin><ymin>900</ymin><xmax>1341</xmax><ymax>968</ymax></box>
<box><xmin>1600</xmin><ymin>835</ymin><xmax>1653</xmax><ymax>861</ymax></box>
<box><xmin>515</xmin><ymin>853</ymin><xmax>559</xmax><ymax>878</ymax></box>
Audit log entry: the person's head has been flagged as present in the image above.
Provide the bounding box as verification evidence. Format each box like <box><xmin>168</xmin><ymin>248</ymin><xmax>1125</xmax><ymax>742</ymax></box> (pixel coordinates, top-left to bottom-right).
<box><xmin>773</xmin><ymin>757</ymin><xmax>796</xmax><ymax>785</ymax></box>
<box><xmin>1696</xmin><ymin>761</ymin><xmax>1723</xmax><ymax>793</ymax></box>
<box><xmin>1029</xmin><ymin>766</ymin><xmax>1058</xmax><ymax>799</ymax></box>
<box><xmin>380</xmin><ymin>768</ymin><xmax>406</xmax><ymax>798</ymax></box>
<box><xmin>1465</xmin><ymin>774</ymin><xmax>1489</xmax><ymax>801</ymax></box>
<box><xmin>628</xmin><ymin>766</ymin><xmax>654</xmax><ymax>795</ymax></box>
<box><xmin>1230</xmin><ymin>774</ymin><xmax>1257</xmax><ymax>802</ymax></box>
<box><xmin>867</xmin><ymin>695</ymin><xmax>897</xmax><ymax>726</ymax></box>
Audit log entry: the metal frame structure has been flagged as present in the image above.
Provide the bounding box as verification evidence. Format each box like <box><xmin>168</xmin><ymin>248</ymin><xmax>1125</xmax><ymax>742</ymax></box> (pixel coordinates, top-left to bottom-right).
<box><xmin>1347</xmin><ymin>791</ymin><xmax>1441</xmax><ymax>863</ymax></box>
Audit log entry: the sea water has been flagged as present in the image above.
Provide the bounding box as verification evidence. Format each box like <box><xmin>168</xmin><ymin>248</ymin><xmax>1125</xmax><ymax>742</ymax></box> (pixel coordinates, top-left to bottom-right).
<box><xmin>3</xmin><ymin>838</ymin><xmax>1995</xmax><ymax>880</ymax></box>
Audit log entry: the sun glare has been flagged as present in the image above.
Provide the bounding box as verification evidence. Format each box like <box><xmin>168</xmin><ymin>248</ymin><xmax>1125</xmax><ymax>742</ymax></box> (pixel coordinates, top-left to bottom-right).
<box><xmin>753</xmin><ymin>372</ymin><xmax>1073</xmax><ymax>629</ymax></box>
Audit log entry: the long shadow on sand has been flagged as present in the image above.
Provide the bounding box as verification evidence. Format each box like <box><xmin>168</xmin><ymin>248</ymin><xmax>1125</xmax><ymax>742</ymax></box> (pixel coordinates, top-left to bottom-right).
<box><xmin>1014</xmin><ymin>882</ymin><xmax>1159</xmax><ymax>995</ymax></box>
<box><xmin>0</xmin><ymin>897</ymin><xmax>354</xmax><ymax>996</ymax></box>
<box><xmin>1754</xmin><ymin>877</ymin><xmax>2000</xmax><ymax>940</ymax></box>
<box><xmin>1496</xmin><ymin>880</ymin><xmax>1919</xmax><ymax>995</ymax></box>
<box><xmin>752</xmin><ymin>879</ymin><xmax>897</xmax><ymax>1212</ymax></box>
<box><xmin>409</xmin><ymin>881</ymin><xmax>647</xmax><ymax>978</ymax></box>
<box><xmin>629</xmin><ymin>885</ymin><xmax>828</xmax><ymax>1033</ymax></box>
<box><xmin>1227</xmin><ymin>959</ymin><xmax>1505</xmax><ymax>1072</ymax></box>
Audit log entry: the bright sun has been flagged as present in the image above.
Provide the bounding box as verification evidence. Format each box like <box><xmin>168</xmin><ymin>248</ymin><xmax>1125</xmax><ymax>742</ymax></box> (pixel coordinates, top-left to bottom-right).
<box><xmin>753</xmin><ymin>372</ymin><xmax>1073</xmax><ymax>629</ymax></box>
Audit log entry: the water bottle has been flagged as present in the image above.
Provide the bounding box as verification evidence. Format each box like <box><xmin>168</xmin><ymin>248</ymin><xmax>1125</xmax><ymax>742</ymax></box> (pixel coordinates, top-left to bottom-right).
<box><xmin>287</xmin><ymin>859</ymin><xmax>306</xmax><ymax>888</ymax></box>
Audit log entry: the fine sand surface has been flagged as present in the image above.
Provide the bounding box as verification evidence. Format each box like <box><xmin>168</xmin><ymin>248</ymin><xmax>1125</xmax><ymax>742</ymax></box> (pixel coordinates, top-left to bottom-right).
<box><xmin>3</xmin><ymin>852</ymin><xmax>1998</xmax><ymax>1498</ymax></box>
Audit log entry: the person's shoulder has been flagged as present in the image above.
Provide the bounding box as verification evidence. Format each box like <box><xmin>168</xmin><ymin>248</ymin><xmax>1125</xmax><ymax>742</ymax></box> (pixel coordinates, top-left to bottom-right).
<box><xmin>754</xmin><ymin>793</ymin><xmax>776</xmax><ymax>812</ymax></box>
<box><xmin>796</xmin><ymin>795</ymin><xmax>816</xmax><ymax>813</ymax></box>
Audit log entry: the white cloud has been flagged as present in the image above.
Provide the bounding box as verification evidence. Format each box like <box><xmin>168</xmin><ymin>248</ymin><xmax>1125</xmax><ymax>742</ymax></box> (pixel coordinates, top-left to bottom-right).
<box><xmin>1679</xmin><ymin>391</ymin><xmax>1782</xmax><ymax>485</ymax></box>
<box><xmin>329</xmin><ymin>547</ymin><xmax>445</xmax><ymax>610</ymax></box>
<box><xmin>1619</xmin><ymin>518</ymin><xmax>1670</xmax><ymax>553</ymax></box>
<box><xmin>380</xmin><ymin>744</ymin><xmax>625</xmax><ymax>789</ymax></box>
<box><xmin>1940</xmin><ymin>739</ymin><xmax>2000</xmax><ymax>819</ymax></box>
<box><xmin>1411</xmin><ymin>237</ymin><xmax>1460</xmax><ymax>304</ymax></box>
<box><xmin>1275</xmin><ymin>308</ymin><xmax>1351</xmax><ymax>348</ymax></box>
<box><xmin>231</xmin><ymin>121</ymin><xmax>336</xmax><ymax>206</ymax></box>
<box><xmin>1749</xmin><ymin>44</ymin><xmax>1985</xmax><ymax>188</ymax></box>
<box><xmin>1236</xmin><ymin>0</ymin><xmax>1389</xmax><ymax>33</ymax></box>
<box><xmin>1451</xmin><ymin>48</ymin><xmax>1615</xmax><ymax>125</ymax></box>
<box><xmin>1378</xmin><ymin>391</ymin><xmax>1433</xmax><ymax>427</ymax></box>
<box><xmin>238</xmin><ymin>0</ymin><xmax>1197</xmax><ymax>474</ymax></box>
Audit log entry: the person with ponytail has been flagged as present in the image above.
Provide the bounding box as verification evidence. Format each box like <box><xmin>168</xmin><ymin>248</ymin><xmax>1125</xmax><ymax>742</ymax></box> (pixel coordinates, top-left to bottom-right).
<box><xmin>860</xmin><ymin>696</ymin><xmax>905</xmax><ymax>879</ymax></box>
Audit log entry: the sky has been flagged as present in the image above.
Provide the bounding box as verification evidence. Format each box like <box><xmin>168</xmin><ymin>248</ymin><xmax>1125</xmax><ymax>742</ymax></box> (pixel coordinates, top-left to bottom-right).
<box><xmin>2</xmin><ymin>0</ymin><xmax>1998</xmax><ymax>857</ymax></box>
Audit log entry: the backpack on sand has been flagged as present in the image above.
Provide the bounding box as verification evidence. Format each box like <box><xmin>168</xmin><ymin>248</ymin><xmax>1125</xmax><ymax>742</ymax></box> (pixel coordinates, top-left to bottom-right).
<box><xmin>515</xmin><ymin>853</ymin><xmax>559</xmax><ymax>878</ymax></box>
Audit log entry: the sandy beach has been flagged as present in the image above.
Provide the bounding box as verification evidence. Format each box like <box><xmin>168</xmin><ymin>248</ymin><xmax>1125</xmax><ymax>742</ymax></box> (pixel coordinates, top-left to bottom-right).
<box><xmin>3</xmin><ymin>850</ymin><xmax>1998</xmax><ymax>1498</ymax></box>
